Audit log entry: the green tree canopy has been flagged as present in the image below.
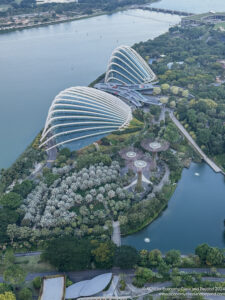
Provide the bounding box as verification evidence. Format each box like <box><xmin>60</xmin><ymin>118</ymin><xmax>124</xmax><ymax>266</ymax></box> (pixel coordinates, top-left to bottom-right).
<box><xmin>165</xmin><ymin>250</ymin><xmax>181</xmax><ymax>266</ymax></box>
<box><xmin>195</xmin><ymin>243</ymin><xmax>211</xmax><ymax>264</ymax></box>
<box><xmin>148</xmin><ymin>249</ymin><xmax>163</xmax><ymax>267</ymax></box>
<box><xmin>0</xmin><ymin>291</ymin><xmax>16</xmax><ymax>300</ymax></box>
<box><xmin>3</xmin><ymin>265</ymin><xmax>26</xmax><ymax>286</ymax></box>
<box><xmin>114</xmin><ymin>245</ymin><xmax>139</xmax><ymax>269</ymax></box>
<box><xmin>41</xmin><ymin>237</ymin><xmax>92</xmax><ymax>271</ymax></box>
<box><xmin>12</xmin><ymin>180</ymin><xmax>34</xmax><ymax>198</ymax></box>
<box><xmin>92</xmin><ymin>241</ymin><xmax>115</xmax><ymax>269</ymax></box>
<box><xmin>0</xmin><ymin>192</ymin><xmax>22</xmax><ymax>209</ymax></box>
<box><xmin>18</xmin><ymin>288</ymin><xmax>32</xmax><ymax>300</ymax></box>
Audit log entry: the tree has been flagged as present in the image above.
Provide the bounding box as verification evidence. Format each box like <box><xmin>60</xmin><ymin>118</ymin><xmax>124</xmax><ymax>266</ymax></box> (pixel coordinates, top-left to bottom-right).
<box><xmin>42</xmin><ymin>237</ymin><xmax>92</xmax><ymax>271</ymax></box>
<box><xmin>165</xmin><ymin>250</ymin><xmax>181</xmax><ymax>266</ymax></box>
<box><xmin>32</xmin><ymin>276</ymin><xmax>42</xmax><ymax>289</ymax></box>
<box><xmin>114</xmin><ymin>246</ymin><xmax>139</xmax><ymax>269</ymax></box>
<box><xmin>148</xmin><ymin>249</ymin><xmax>163</xmax><ymax>267</ymax></box>
<box><xmin>206</xmin><ymin>247</ymin><xmax>224</xmax><ymax>266</ymax></box>
<box><xmin>160</xmin><ymin>97</ymin><xmax>169</xmax><ymax>104</ymax></box>
<box><xmin>171</xmin><ymin>275</ymin><xmax>182</xmax><ymax>287</ymax></box>
<box><xmin>3</xmin><ymin>265</ymin><xmax>26</xmax><ymax>286</ymax></box>
<box><xmin>0</xmin><ymin>292</ymin><xmax>16</xmax><ymax>300</ymax></box>
<box><xmin>92</xmin><ymin>241</ymin><xmax>115</xmax><ymax>269</ymax></box>
<box><xmin>0</xmin><ymin>192</ymin><xmax>22</xmax><ymax>209</ymax></box>
<box><xmin>139</xmin><ymin>250</ymin><xmax>148</xmax><ymax>267</ymax></box>
<box><xmin>163</xmin><ymin>123</ymin><xmax>180</xmax><ymax>144</ymax></box>
<box><xmin>3</xmin><ymin>250</ymin><xmax>15</xmax><ymax>267</ymax></box>
<box><xmin>170</xmin><ymin>100</ymin><xmax>176</xmax><ymax>108</ymax></box>
<box><xmin>18</xmin><ymin>288</ymin><xmax>32</xmax><ymax>300</ymax></box>
<box><xmin>171</xmin><ymin>86</ymin><xmax>179</xmax><ymax>95</ymax></box>
<box><xmin>161</xmin><ymin>83</ymin><xmax>170</xmax><ymax>92</ymax></box>
<box><xmin>12</xmin><ymin>180</ymin><xmax>34</xmax><ymax>198</ymax></box>
<box><xmin>195</xmin><ymin>243</ymin><xmax>210</xmax><ymax>264</ymax></box>
<box><xmin>59</xmin><ymin>148</ymin><xmax>71</xmax><ymax>158</ymax></box>
<box><xmin>153</xmin><ymin>87</ymin><xmax>161</xmax><ymax>95</ymax></box>
<box><xmin>135</xmin><ymin>267</ymin><xmax>155</xmax><ymax>282</ymax></box>
<box><xmin>0</xmin><ymin>283</ymin><xmax>11</xmax><ymax>294</ymax></box>
<box><xmin>158</xmin><ymin>262</ymin><xmax>170</xmax><ymax>277</ymax></box>
<box><xmin>182</xmin><ymin>90</ymin><xmax>189</xmax><ymax>98</ymax></box>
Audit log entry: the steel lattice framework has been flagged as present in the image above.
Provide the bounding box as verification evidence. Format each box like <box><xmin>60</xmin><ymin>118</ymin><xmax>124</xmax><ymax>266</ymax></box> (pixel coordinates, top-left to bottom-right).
<box><xmin>40</xmin><ymin>86</ymin><xmax>132</xmax><ymax>151</ymax></box>
<box><xmin>105</xmin><ymin>45</ymin><xmax>156</xmax><ymax>85</ymax></box>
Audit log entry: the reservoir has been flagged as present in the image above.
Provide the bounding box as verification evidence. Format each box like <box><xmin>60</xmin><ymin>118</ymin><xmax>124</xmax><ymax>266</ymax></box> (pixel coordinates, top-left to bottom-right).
<box><xmin>0</xmin><ymin>9</ymin><xmax>180</xmax><ymax>169</ymax></box>
<box><xmin>150</xmin><ymin>0</ymin><xmax>225</xmax><ymax>14</ymax></box>
<box><xmin>122</xmin><ymin>163</ymin><xmax>225</xmax><ymax>254</ymax></box>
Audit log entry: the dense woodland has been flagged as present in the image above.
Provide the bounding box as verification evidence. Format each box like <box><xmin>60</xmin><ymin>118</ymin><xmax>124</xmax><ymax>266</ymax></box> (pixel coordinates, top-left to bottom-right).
<box><xmin>134</xmin><ymin>25</ymin><xmax>225</xmax><ymax>166</ymax></box>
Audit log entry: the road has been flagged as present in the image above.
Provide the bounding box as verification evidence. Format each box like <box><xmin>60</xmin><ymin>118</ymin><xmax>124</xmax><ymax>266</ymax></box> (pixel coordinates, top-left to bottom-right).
<box><xmin>14</xmin><ymin>251</ymin><xmax>42</xmax><ymax>257</ymax></box>
<box><xmin>112</xmin><ymin>221</ymin><xmax>121</xmax><ymax>247</ymax></box>
<box><xmin>169</xmin><ymin>111</ymin><xmax>223</xmax><ymax>174</ymax></box>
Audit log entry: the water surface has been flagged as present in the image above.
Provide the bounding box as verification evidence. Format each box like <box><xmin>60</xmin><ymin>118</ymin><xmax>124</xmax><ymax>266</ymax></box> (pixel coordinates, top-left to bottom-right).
<box><xmin>122</xmin><ymin>163</ymin><xmax>225</xmax><ymax>253</ymax></box>
<box><xmin>150</xmin><ymin>0</ymin><xmax>225</xmax><ymax>14</ymax></box>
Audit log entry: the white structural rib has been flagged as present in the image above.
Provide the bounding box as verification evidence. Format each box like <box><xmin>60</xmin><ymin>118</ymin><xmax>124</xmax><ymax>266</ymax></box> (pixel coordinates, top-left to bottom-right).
<box><xmin>40</xmin><ymin>86</ymin><xmax>132</xmax><ymax>151</ymax></box>
<box><xmin>105</xmin><ymin>45</ymin><xmax>156</xmax><ymax>85</ymax></box>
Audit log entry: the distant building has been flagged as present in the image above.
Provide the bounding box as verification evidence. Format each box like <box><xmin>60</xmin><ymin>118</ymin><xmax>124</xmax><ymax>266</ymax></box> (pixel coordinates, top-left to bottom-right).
<box><xmin>36</xmin><ymin>0</ymin><xmax>78</xmax><ymax>5</ymax></box>
<box><xmin>182</xmin><ymin>12</ymin><xmax>225</xmax><ymax>27</ymax></box>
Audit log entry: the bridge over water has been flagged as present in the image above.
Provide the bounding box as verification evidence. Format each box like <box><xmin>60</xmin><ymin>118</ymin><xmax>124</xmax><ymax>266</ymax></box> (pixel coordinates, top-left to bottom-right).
<box><xmin>139</xmin><ymin>5</ymin><xmax>194</xmax><ymax>17</ymax></box>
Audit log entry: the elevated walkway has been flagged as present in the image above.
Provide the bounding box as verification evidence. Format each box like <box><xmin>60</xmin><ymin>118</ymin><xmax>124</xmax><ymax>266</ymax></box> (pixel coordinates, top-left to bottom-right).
<box><xmin>169</xmin><ymin>111</ymin><xmax>223</xmax><ymax>174</ymax></box>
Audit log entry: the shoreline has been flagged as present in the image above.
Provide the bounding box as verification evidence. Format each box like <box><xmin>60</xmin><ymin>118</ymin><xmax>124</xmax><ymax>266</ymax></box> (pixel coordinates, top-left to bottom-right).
<box><xmin>0</xmin><ymin>11</ymin><xmax>110</xmax><ymax>34</ymax></box>
<box><xmin>0</xmin><ymin>1</ymin><xmax>158</xmax><ymax>35</ymax></box>
<box><xmin>121</xmin><ymin>184</ymin><xmax>177</xmax><ymax>237</ymax></box>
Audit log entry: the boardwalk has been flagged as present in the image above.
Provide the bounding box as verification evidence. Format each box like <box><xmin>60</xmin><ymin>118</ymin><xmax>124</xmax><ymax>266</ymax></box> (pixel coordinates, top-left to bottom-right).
<box><xmin>112</xmin><ymin>221</ymin><xmax>121</xmax><ymax>247</ymax></box>
<box><xmin>169</xmin><ymin>112</ymin><xmax>223</xmax><ymax>174</ymax></box>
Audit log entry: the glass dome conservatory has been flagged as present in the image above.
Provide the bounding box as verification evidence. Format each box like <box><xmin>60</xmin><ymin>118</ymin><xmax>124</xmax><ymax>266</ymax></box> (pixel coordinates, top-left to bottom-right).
<box><xmin>105</xmin><ymin>45</ymin><xmax>156</xmax><ymax>85</ymax></box>
<box><xmin>40</xmin><ymin>86</ymin><xmax>132</xmax><ymax>151</ymax></box>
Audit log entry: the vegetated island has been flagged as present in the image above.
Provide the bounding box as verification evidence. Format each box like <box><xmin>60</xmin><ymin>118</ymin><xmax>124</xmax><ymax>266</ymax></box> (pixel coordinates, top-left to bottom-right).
<box><xmin>0</xmin><ymin>0</ymin><xmax>157</xmax><ymax>33</ymax></box>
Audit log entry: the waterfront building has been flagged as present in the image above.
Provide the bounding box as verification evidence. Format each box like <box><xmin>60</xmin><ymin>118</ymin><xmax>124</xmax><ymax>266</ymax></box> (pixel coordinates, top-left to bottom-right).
<box><xmin>105</xmin><ymin>45</ymin><xmax>156</xmax><ymax>85</ymax></box>
<box><xmin>40</xmin><ymin>86</ymin><xmax>132</xmax><ymax>151</ymax></box>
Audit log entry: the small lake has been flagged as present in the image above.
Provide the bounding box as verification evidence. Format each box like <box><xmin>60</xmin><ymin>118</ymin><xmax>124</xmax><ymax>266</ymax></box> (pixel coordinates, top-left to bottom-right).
<box><xmin>0</xmin><ymin>9</ymin><xmax>180</xmax><ymax>169</ymax></box>
<box><xmin>122</xmin><ymin>163</ymin><xmax>225</xmax><ymax>254</ymax></box>
<box><xmin>150</xmin><ymin>0</ymin><xmax>225</xmax><ymax>14</ymax></box>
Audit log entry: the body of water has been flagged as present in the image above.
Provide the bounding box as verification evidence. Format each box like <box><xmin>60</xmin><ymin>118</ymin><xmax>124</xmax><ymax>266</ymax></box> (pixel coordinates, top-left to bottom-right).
<box><xmin>122</xmin><ymin>163</ymin><xmax>225</xmax><ymax>254</ymax></box>
<box><xmin>0</xmin><ymin>9</ymin><xmax>180</xmax><ymax>169</ymax></box>
<box><xmin>150</xmin><ymin>0</ymin><xmax>225</xmax><ymax>14</ymax></box>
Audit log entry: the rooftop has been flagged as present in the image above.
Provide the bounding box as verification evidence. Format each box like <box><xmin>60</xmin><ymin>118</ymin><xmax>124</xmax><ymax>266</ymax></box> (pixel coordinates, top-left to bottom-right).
<box><xmin>40</xmin><ymin>275</ymin><xmax>65</xmax><ymax>300</ymax></box>
<box><xmin>65</xmin><ymin>273</ymin><xmax>112</xmax><ymax>299</ymax></box>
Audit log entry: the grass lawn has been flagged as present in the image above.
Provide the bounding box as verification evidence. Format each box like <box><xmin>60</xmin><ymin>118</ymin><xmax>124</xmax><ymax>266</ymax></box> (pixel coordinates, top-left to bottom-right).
<box><xmin>3</xmin><ymin>255</ymin><xmax>57</xmax><ymax>274</ymax></box>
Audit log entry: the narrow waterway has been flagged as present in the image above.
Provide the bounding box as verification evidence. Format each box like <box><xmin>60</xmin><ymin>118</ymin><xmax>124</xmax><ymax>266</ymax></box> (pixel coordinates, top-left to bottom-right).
<box><xmin>122</xmin><ymin>163</ymin><xmax>225</xmax><ymax>254</ymax></box>
<box><xmin>0</xmin><ymin>9</ymin><xmax>180</xmax><ymax>169</ymax></box>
